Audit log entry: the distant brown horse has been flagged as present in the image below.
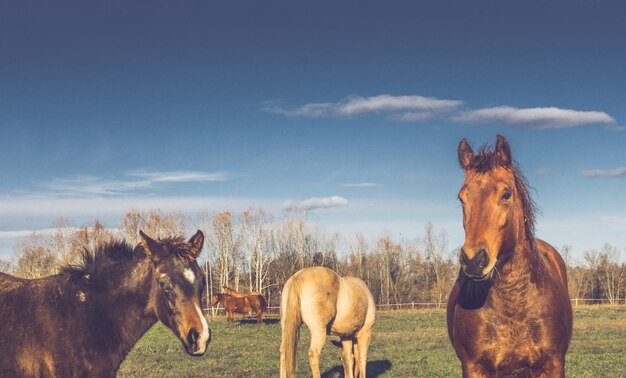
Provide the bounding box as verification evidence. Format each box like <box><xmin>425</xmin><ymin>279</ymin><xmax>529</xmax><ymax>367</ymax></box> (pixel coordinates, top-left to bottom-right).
<box><xmin>280</xmin><ymin>267</ymin><xmax>375</xmax><ymax>378</ymax></box>
<box><xmin>222</xmin><ymin>285</ymin><xmax>263</xmax><ymax>298</ymax></box>
<box><xmin>0</xmin><ymin>230</ymin><xmax>210</xmax><ymax>377</ymax></box>
<box><xmin>211</xmin><ymin>292</ymin><xmax>267</xmax><ymax>325</ymax></box>
<box><xmin>447</xmin><ymin>135</ymin><xmax>572</xmax><ymax>377</ymax></box>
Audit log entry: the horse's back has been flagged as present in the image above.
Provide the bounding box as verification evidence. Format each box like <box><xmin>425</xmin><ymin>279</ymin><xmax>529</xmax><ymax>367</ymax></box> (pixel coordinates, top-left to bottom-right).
<box><xmin>0</xmin><ymin>272</ymin><xmax>26</xmax><ymax>292</ymax></box>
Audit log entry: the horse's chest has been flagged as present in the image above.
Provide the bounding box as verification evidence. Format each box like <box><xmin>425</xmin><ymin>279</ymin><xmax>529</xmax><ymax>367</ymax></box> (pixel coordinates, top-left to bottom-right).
<box><xmin>467</xmin><ymin>313</ymin><xmax>547</xmax><ymax>371</ymax></box>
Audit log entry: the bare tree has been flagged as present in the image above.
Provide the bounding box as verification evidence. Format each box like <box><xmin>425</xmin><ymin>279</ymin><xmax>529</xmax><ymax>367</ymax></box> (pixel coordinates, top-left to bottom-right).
<box><xmin>424</xmin><ymin>222</ymin><xmax>452</xmax><ymax>307</ymax></box>
<box><xmin>12</xmin><ymin>233</ymin><xmax>57</xmax><ymax>278</ymax></box>
<box><xmin>347</xmin><ymin>233</ymin><xmax>367</xmax><ymax>278</ymax></box>
<box><xmin>119</xmin><ymin>209</ymin><xmax>144</xmax><ymax>246</ymax></box>
<box><xmin>210</xmin><ymin>211</ymin><xmax>240</xmax><ymax>291</ymax></box>
<box><xmin>598</xmin><ymin>244</ymin><xmax>624</xmax><ymax>304</ymax></box>
<box><xmin>0</xmin><ymin>259</ymin><xmax>11</xmax><ymax>273</ymax></box>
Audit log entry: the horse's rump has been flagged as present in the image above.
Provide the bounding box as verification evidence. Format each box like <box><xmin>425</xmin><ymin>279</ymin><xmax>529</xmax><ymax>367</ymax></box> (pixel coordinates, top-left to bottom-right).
<box><xmin>280</xmin><ymin>267</ymin><xmax>375</xmax><ymax>378</ymax></box>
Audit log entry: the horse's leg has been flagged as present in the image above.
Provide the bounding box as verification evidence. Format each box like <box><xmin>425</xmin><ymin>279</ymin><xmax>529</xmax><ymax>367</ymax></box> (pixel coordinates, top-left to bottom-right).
<box><xmin>308</xmin><ymin>327</ymin><xmax>326</xmax><ymax>378</ymax></box>
<box><xmin>355</xmin><ymin>329</ymin><xmax>372</xmax><ymax>378</ymax></box>
<box><xmin>353</xmin><ymin>339</ymin><xmax>360</xmax><ymax>378</ymax></box>
<box><xmin>256</xmin><ymin>308</ymin><xmax>264</xmax><ymax>325</ymax></box>
<box><xmin>340</xmin><ymin>338</ymin><xmax>355</xmax><ymax>378</ymax></box>
<box><xmin>227</xmin><ymin>310</ymin><xmax>233</xmax><ymax>326</ymax></box>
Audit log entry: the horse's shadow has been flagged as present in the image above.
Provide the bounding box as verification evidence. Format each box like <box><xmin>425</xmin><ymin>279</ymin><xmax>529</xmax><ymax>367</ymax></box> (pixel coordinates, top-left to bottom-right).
<box><xmin>321</xmin><ymin>360</ymin><xmax>392</xmax><ymax>378</ymax></box>
<box><xmin>237</xmin><ymin>318</ymin><xmax>280</xmax><ymax>325</ymax></box>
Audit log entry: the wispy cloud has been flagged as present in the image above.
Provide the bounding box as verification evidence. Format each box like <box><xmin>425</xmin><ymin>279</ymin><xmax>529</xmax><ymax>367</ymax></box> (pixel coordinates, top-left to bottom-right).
<box><xmin>128</xmin><ymin>170</ymin><xmax>230</xmax><ymax>183</ymax></box>
<box><xmin>0</xmin><ymin>195</ymin><xmax>283</xmax><ymax>221</ymax></box>
<box><xmin>0</xmin><ymin>228</ymin><xmax>72</xmax><ymax>240</ymax></box>
<box><xmin>264</xmin><ymin>94</ymin><xmax>618</xmax><ymax>130</ymax></box>
<box><xmin>341</xmin><ymin>182</ymin><xmax>383</xmax><ymax>188</ymax></box>
<box><xmin>580</xmin><ymin>167</ymin><xmax>626</xmax><ymax>178</ymax></box>
<box><xmin>534</xmin><ymin>168</ymin><xmax>550</xmax><ymax>176</ymax></box>
<box><xmin>451</xmin><ymin>106</ymin><xmax>615</xmax><ymax>129</ymax></box>
<box><xmin>282</xmin><ymin>196</ymin><xmax>348</xmax><ymax>211</ymax></box>
<box><xmin>39</xmin><ymin>170</ymin><xmax>231</xmax><ymax>196</ymax></box>
<box><xmin>263</xmin><ymin>95</ymin><xmax>463</xmax><ymax>118</ymax></box>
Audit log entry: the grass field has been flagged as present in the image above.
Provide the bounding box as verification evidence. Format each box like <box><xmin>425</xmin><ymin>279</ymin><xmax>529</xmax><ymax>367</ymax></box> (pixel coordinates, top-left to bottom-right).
<box><xmin>119</xmin><ymin>306</ymin><xmax>626</xmax><ymax>377</ymax></box>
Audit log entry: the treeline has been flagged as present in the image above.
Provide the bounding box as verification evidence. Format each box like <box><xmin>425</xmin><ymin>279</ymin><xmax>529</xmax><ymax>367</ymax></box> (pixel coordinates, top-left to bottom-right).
<box><xmin>2</xmin><ymin>209</ymin><xmax>625</xmax><ymax>307</ymax></box>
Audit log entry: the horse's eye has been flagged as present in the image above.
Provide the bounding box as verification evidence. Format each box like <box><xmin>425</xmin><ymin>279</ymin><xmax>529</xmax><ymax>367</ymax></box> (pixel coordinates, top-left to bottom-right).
<box><xmin>502</xmin><ymin>190</ymin><xmax>512</xmax><ymax>200</ymax></box>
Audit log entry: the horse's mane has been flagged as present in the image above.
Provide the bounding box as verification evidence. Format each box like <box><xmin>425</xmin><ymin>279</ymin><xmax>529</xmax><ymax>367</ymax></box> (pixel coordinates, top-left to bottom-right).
<box><xmin>467</xmin><ymin>144</ymin><xmax>540</xmax><ymax>247</ymax></box>
<box><xmin>60</xmin><ymin>240</ymin><xmax>139</xmax><ymax>282</ymax></box>
<box><xmin>60</xmin><ymin>236</ymin><xmax>195</xmax><ymax>281</ymax></box>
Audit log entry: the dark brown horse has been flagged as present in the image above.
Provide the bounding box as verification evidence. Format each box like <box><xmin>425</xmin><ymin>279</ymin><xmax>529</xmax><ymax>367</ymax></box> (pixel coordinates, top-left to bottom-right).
<box><xmin>447</xmin><ymin>135</ymin><xmax>572</xmax><ymax>377</ymax></box>
<box><xmin>0</xmin><ymin>230</ymin><xmax>210</xmax><ymax>377</ymax></box>
<box><xmin>211</xmin><ymin>291</ymin><xmax>267</xmax><ymax>325</ymax></box>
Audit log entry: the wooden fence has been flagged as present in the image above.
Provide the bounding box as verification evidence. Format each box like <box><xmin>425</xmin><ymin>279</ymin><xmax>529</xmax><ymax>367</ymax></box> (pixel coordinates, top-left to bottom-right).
<box><xmin>204</xmin><ymin>298</ymin><xmax>625</xmax><ymax>316</ymax></box>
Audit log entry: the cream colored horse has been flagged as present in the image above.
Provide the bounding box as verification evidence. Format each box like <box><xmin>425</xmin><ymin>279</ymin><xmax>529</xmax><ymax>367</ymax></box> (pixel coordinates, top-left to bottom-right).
<box><xmin>279</xmin><ymin>267</ymin><xmax>375</xmax><ymax>378</ymax></box>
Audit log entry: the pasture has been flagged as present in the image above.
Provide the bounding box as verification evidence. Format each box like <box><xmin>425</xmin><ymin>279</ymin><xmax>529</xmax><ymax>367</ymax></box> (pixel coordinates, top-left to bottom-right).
<box><xmin>119</xmin><ymin>306</ymin><xmax>625</xmax><ymax>377</ymax></box>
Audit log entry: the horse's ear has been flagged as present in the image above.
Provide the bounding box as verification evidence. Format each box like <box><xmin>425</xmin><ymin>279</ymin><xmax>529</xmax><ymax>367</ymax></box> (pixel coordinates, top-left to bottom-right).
<box><xmin>495</xmin><ymin>135</ymin><xmax>512</xmax><ymax>167</ymax></box>
<box><xmin>458</xmin><ymin>138</ymin><xmax>474</xmax><ymax>170</ymax></box>
<box><xmin>139</xmin><ymin>230</ymin><xmax>162</xmax><ymax>260</ymax></box>
<box><xmin>187</xmin><ymin>230</ymin><xmax>204</xmax><ymax>258</ymax></box>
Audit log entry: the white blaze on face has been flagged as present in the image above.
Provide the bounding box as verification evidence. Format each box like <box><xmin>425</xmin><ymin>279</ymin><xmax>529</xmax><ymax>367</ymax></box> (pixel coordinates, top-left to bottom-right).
<box><xmin>194</xmin><ymin>303</ymin><xmax>210</xmax><ymax>354</ymax></box>
<box><xmin>183</xmin><ymin>268</ymin><xmax>195</xmax><ymax>284</ymax></box>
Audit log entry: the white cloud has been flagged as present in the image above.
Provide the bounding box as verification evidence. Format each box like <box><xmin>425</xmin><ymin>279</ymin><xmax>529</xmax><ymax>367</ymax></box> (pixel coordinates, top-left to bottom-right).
<box><xmin>341</xmin><ymin>182</ymin><xmax>383</xmax><ymax>188</ymax></box>
<box><xmin>0</xmin><ymin>228</ymin><xmax>67</xmax><ymax>240</ymax></box>
<box><xmin>580</xmin><ymin>167</ymin><xmax>626</xmax><ymax>178</ymax></box>
<box><xmin>0</xmin><ymin>195</ymin><xmax>281</xmax><ymax>220</ymax></box>
<box><xmin>451</xmin><ymin>106</ymin><xmax>615</xmax><ymax>129</ymax></box>
<box><xmin>263</xmin><ymin>95</ymin><xmax>463</xmax><ymax>118</ymax></box>
<box><xmin>128</xmin><ymin>170</ymin><xmax>230</xmax><ymax>183</ymax></box>
<box><xmin>264</xmin><ymin>95</ymin><xmax>618</xmax><ymax>130</ymax></box>
<box><xmin>282</xmin><ymin>196</ymin><xmax>349</xmax><ymax>211</ymax></box>
<box><xmin>388</xmin><ymin>111</ymin><xmax>436</xmax><ymax>122</ymax></box>
<box><xmin>38</xmin><ymin>170</ymin><xmax>231</xmax><ymax>196</ymax></box>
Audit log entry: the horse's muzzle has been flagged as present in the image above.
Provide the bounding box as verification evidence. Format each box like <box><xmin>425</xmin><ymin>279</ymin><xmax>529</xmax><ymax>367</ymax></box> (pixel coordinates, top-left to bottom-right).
<box><xmin>460</xmin><ymin>248</ymin><xmax>491</xmax><ymax>280</ymax></box>
<box><xmin>185</xmin><ymin>327</ymin><xmax>211</xmax><ymax>356</ymax></box>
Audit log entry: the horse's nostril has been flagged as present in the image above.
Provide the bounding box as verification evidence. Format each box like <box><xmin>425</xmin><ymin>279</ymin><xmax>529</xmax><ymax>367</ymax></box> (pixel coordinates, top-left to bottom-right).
<box><xmin>187</xmin><ymin>328</ymin><xmax>200</xmax><ymax>346</ymax></box>
<box><xmin>476</xmin><ymin>249</ymin><xmax>488</xmax><ymax>268</ymax></box>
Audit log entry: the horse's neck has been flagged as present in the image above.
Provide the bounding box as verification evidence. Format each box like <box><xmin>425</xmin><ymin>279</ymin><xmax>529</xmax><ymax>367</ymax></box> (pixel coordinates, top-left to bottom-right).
<box><xmin>87</xmin><ymin>258</ymin><xmax>158</xmax><ymax>365</ymax></box>
<box><xmin>491</xmin><ymin>241</ymin><xmax>538</xmax><ymax>298</ymax></box>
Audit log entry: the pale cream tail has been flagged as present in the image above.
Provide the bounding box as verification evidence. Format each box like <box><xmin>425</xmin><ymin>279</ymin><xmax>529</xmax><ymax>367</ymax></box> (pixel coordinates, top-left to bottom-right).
<box><xmin>280</xmin><ymin>278</ymin><xmax>302</xmax><ymax>378</ymax></box>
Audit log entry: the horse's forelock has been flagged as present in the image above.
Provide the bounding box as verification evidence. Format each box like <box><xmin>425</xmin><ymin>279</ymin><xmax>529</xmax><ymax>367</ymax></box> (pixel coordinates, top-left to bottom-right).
<box><xmin>159</xmin><ymin>236</ymin><xmax>198</xmax><ymax>262</ymax></box>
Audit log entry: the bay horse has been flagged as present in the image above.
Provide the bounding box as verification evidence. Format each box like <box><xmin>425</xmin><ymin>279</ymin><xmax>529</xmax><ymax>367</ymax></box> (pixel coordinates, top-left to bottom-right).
<box><xmin>0</xmin><ymin>230</ymin><xmax>210</xmax><ymax>377</ymax></box>
<box><xmin>211</xmin><ymin>291</ymin><xmax>267</xmax><ymax>325</ymax></box>
<box><xmin>448</xmin><ymin>135</ymin><xmax>572</xmax><ymax>377</ymax></box>
<box><xmin>280</xmin><ymin>266</ymin><xmax>375</xmax><ymax>378</ymax></box>
<box><xmin>222</xmin><ymin>285</ymin><xmax>262</xmax><ymax>298</ymax></box>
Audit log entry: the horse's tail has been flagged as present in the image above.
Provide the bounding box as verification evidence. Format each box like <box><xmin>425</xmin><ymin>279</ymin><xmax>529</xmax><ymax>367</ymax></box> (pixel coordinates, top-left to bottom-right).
<box><xmin>280</xmin><ymin>277</ymin><xmax>302</xmax><ymax>378</ymax></box>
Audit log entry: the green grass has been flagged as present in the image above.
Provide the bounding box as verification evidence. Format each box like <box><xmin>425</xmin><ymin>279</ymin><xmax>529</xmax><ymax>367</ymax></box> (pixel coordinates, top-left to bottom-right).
<box><xmin>118</xmin><ymin>306</ymin><xmax>626</xmax><ymax>377</ymax></box>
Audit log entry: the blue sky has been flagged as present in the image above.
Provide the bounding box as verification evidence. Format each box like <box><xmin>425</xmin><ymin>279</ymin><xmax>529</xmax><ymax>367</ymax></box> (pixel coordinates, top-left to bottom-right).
<box><xmin>1</xmin><ymin>1</ymin><xmax>625</xmax><ymax>261</ymax></box>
